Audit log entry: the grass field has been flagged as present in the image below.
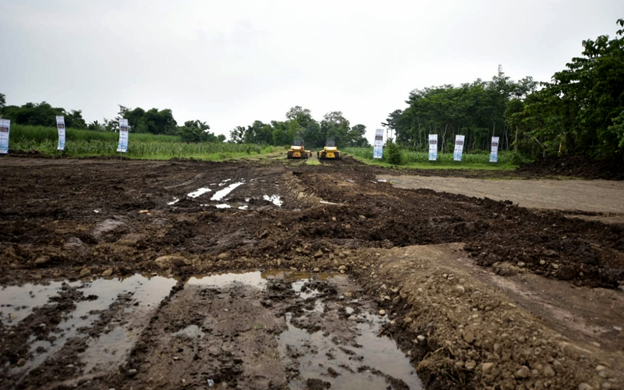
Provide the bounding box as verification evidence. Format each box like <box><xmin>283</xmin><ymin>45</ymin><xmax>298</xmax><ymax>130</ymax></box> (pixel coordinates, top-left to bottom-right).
<box><xmin>344</xmin><ymin>147</ymin><xmax>524</xmax><ymax>170</ymax></box>
<box><xmin>6</xmin><ymin>125</ymin><xmax>277</xmax><ymax>160</ymax></box>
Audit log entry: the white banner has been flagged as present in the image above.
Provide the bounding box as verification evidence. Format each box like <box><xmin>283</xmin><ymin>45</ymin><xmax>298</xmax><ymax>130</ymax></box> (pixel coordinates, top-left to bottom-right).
<box><xmin>490</xmin><ymin>136</ymin><xmax>500</xmax><ymax>163</ymax></box>
<box><xmin>56</xmin><ymin>116</ymin><xmax>66</xmax><ymax>151</ymax></box>
<box><xmin>373</xmin><ymin>129</ymin><xmax>384</xmax><ymax>159</ymax></box>
<box><xmin>428</xmin><ymin>134</ymin><xmax>438</xmax><ymax>161</ymax></box>
<box><xmin>453</xmin><ymin>134</ymin><xmax>465</xmax><ymax>161</ymax></box>
<box><xmin>117</xmin><ymin>119</ymin><xmax>129</xmax><ymax>153</ymax></box>
<box><xmin>0</xmin><ymin>119</ymin><xmax>10</xmax><ymax>154</ymax></box>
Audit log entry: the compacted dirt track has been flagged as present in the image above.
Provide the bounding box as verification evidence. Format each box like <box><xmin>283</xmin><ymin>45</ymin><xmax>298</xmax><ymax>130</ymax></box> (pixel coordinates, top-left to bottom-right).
<box><xmin>0</xmin><ymin>156</ymin><xmax>623</xmax><ymax>390</ymax></box>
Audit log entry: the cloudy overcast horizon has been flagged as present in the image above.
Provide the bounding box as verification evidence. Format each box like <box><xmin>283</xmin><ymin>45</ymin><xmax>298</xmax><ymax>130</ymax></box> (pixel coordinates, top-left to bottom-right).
<box><xmin>1</xmin><ymin>0</ymin><xmax>623</xmax><ymax>143</ymax></box>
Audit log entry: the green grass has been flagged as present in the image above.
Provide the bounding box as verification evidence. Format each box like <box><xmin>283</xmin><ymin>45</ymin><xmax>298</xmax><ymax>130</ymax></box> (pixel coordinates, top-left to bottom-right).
<box><xmin>344</xmin><ymin>147</ymin><xmax>523</xmax><ymax>170</ymax></box>
<box><xmin>6</xmin><ymin>124</ymin><xmax>276</xmax><ymax>161</ymax></box>
<box><xmin>306</xmin><ymin>158</ymin><xmax>321</xmax><ymax>165</ymax></box>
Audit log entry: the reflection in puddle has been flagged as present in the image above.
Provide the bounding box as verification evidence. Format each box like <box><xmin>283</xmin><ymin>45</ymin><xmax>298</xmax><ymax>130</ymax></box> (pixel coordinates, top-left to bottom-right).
<box><xmin>4</xmin><ymin>271</ymin><xmax>420</xmax><ymax>389</ymax></box>
<box><xmin>7</xmin><ymin>275</ymin><xmax>176</xmax><ymax>378</ymax></box>
<box><xmin>187</xmin><ymin>187</ymin><xmax>212</xmax><ymax>198</ymax></box>
<box><xmin>0</xmin><ymin>281</ymin><xmax>80</xmax><ymax>325</ymax></box>
<box><xmin>167</xmin><ymin>197</ymin><xmax>180</xmax><ymax>205</ymax></box>
<box><xmin>263</xmin><ymin>194</ymin><xmax>283</xmax><ymax>207</ymax></box>
<box><xmin>279</xmin><ymin>279</ymin><xmax>422</xmax><ymax>390</ymax></box>
<box><xmin>188</xmin><ymin>271</ymin><xmax>267</xmax><ymax>289</ymax></box>
<box><xmin>211</xmin><ymin>182</ymin><xmax>244</xmax><ymax>201</ymax></box>
<box><xmin>215</xmin><ymin>204</ymin><xmax>231</xmax><ymax>209</ymax></box>
<box><xmin>172</xmin><ymin>324</ymin><xmax>205</xmax><ymax>339</ymax></box>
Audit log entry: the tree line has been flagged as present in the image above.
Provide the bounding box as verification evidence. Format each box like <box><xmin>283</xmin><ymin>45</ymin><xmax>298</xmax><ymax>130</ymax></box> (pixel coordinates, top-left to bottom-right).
<box><xmin>385</xmin><ymin>19</ymin><xmax>624</xmax><ymax>161</ymax></box>
<box><xmin>0</xmin><ymin>99</ymin><xmax>225</xmax><ymax>143</ymax></box>
<box><xmin>230</xmin><ymin>106</ymin><xmax>370</xmax><ymax>149</ymax></box>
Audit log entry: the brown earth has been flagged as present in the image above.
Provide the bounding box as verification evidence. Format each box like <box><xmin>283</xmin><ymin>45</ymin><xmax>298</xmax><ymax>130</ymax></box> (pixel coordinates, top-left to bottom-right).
<box><xmin>0</xmin><ymin>155</ymin><xmax>623</xmax><ymax>390</ymax></box>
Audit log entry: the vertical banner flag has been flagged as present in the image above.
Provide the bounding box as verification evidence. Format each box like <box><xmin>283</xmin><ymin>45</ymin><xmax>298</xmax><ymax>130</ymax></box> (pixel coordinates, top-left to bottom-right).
<box><xmin>453</xmin><ymin>135</ymin><xmax>465</xmax><ymax>161</ymax></box>
<box><xmin>490</xmin><ymin>136</ymin><xmax>500</xmax><ymax>163</ymax></box>
<box><xmin>0</xmin><ymin>119</ymin><xmax>10</xmax><ymax>154</ymax></box>
<box><xmin>117</xmin><ymin>119</ymin><xmax>129</xmax><ymax>153</ymax></box>
<box><xmin>373</xmin><ymin>129</ymin><xmax>384</xmax><ymax>159</ymax></box>
<box><xmin>428</xmin><ymin>134</ymin><xmax>438</xmax><ymax>161</ymax></box>
<box><xmin>56</xmin><ymin>116</ymin><xmax>66</xmax><ymax>151</ymax></box>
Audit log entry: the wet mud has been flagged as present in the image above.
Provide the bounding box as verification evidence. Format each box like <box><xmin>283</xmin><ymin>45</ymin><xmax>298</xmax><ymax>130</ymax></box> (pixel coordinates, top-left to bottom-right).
<box><xmin>1</xmin><ymin>156</ymin><xmax>623</xmax><ymax>389</ymax></box>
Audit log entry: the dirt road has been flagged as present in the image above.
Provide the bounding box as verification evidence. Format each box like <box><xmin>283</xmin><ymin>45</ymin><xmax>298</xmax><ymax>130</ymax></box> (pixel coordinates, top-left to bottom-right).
<box><xmin>0</xmin><ymin>156</ymin><xmax>623</xmax><ymax>390</ymax></box>
<box><xmin>376</xmin><ymin>175</ymin><xmax>624</xmax><ymax>214</ymax></box>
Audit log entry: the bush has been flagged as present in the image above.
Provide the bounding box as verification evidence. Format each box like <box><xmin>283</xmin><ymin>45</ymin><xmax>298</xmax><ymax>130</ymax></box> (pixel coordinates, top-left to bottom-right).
<box><xmin>384</xmin><ymin>141</ymin><xmax>403</xmax><ymax>165</ymax></box>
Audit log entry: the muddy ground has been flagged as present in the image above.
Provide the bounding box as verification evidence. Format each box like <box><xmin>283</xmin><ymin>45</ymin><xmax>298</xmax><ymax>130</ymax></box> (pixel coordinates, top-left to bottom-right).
<box><xmin>0</xmin><ymin>155</ymin><xmax>623</xmax><ymax>390</ymax></box>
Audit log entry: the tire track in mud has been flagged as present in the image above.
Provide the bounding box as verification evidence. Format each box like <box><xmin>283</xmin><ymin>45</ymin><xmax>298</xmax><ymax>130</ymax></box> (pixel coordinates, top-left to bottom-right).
<box><xmin>1</xmin><ymin>157</ymin><xmax>623</xmax><ymax>389</ymax></box>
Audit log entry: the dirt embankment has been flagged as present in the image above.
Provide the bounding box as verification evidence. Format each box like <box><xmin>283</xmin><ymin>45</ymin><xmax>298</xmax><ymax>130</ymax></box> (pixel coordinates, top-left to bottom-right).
<box><xmin>0</xmin><ymin>156</ymin><xmax>623</xmax><ymax>389</ymax></box>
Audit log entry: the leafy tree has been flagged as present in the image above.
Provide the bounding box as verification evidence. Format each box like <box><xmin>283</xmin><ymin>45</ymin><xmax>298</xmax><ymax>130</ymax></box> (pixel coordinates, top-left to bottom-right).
<box><xmin>321</xmin><ymin>111</ymin><xmax>350</xmax><ymax>148</ymax></box>
<box><xmin>518</xmin><ymin>19</ymin><xmax>624</xmax><ymax>159</ymax></box>
<box><xmin>177</xmin><ymin>120</ymin><xmax>221</xmax><ymax>143</ymax></box>
<box><xmin>0</xmin><ymin>101</ymin><xmax>87</xmax><ymax>128</ymax></box>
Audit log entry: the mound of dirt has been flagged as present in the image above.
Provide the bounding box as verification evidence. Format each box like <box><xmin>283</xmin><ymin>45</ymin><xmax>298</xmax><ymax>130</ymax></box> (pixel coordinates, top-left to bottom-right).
<box><xmin>518</xmin><ymin>156</ymin><xmax>624</xmax><ymax>180</ymax></box>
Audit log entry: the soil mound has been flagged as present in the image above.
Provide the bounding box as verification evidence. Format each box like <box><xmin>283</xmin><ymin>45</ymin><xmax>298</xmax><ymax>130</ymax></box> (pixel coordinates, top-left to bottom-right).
<box><xmin>518</xmin><ymin>156</ymin><xmax>624</xmax><ymax>180</ymax></box>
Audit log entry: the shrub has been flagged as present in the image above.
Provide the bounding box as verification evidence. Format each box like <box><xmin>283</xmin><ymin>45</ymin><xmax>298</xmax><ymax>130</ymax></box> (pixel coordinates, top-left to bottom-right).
<box><xmin>384</xmin><ymin>141</ymin><xmax>403</xmax><ymax>165</ymax></box>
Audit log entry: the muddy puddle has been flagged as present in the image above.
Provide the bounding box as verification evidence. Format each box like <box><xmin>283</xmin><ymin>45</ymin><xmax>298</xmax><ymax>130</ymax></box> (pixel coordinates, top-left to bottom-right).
<box><xmin>172</xmin><ymin>178</ymin><xmax>286</xmax><ymax>211</ymax></box>
<box><xmin>1</xmin><ymin>271</ymin><xmax>421</xmax><ymax>389</ymax></box>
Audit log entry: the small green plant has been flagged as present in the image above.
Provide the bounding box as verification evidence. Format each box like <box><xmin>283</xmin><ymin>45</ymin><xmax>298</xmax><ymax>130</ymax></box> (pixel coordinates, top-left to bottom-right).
<box><xmin>384</xmin><ymin>140</ymin><xmax>403</xmax><ymax>165</ymax></box>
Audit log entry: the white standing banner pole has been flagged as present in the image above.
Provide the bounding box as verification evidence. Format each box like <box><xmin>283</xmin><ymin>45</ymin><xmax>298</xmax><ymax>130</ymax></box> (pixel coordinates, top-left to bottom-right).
<box><xmin>117</xmin><ymin>119</ymin><xmax>129</xmax><ymax>153</ymax></box>
<box><xmin>453</xmin><ymin>134</ymin><xmax>465</xmax><ymax>162</ymax></box>
<box><xmin>490</xmin><ymin>136</ymin><xmax>500</xmax><ymax>163</ymax></box>
<box><xmin>56</xmin><ymin>116</ymin><xmax>66</xmax><ymax>151</ymax></box>
<box><xmin>428</xmin><ymin>134</ymin><xmax>438</xmax><ymax>161</ymax></box>
<box><xmin>373</xmin><ymin>129</ymin><xmax>384</xmax><ymax>159</ymax></box>
<box><xmin>0</xmin><ymin>119</ymin><xmax>10</xmax><ymax>154</ymax></box>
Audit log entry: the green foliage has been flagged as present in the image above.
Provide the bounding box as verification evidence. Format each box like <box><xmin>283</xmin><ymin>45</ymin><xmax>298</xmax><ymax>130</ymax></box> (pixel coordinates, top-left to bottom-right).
<box><xmin>8</xmin><ymin>124</ymin><xmax>264</xmax><ymax>160</ymax></box>
<box><xmin>177</xmin><ymin>120</ymin><xmax>222</xmax><ymax>143</ymax></box>
<box><xmin>384</xmin><ymin>68</ymin><xmax>536</xmax><ymax>154</ymax></box>
<box><xmin>345</xmin><ymin>147</ymin><xmax>522</xmax><ymax>168</ymax></box>
<box><xmin>230</xmin><ymin>107</ymin><xmax>369</xmax><ymax>148</ymax></box>
<box><xmin>384</xmin><ymin>140</ymin><xmax>403</xmax><ymax>165</ymax></box>
<box><xmin>119</xmin><ymin>105</ymin><xmax>178</xmax><ymax>135</ymax></box>
<box><xmin>1</xmin><ymin>101</ymin><xmax>87</xmax><ymax>128</ymax></box>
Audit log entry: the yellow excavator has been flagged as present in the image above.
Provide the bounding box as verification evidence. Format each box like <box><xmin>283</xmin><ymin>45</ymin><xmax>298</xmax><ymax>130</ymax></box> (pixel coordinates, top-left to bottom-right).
<box><xmin>318</xmin><ymin>138</ymin><xmax>341</xmax><ymax>160</ymax></box>
<box><xmin>287</xmin><ymin>138</ymin><xmax>312</xmax><ymax>159</ymax></box>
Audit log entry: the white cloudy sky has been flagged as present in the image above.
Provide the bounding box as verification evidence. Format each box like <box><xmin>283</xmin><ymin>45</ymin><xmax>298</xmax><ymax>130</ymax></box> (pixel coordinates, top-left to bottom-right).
<box><xmin>1</xmin><ymin>0</ymin><xmax>623</xmax><ymax>142</ymax></box>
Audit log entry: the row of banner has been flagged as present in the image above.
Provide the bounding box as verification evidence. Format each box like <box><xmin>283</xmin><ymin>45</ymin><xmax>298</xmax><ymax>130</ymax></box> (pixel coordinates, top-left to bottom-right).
<box><xmin>371</xmin><ymin>129</ymin><xmax>499</xmax><ymax>163</ymax></box>
<box><xmin>429</xmin><ymin>134</ymin><xmax>499</xmax><ymax>162</ymax></box>
<box><xmin>0</xmin><ymin>118</ymin><xmax>130</xmax><ymax>154</ymax></box>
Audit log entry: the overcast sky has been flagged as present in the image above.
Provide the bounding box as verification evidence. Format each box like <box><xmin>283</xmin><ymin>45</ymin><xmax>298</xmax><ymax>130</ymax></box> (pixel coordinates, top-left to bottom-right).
<box><xmin>1</xmin><ymin>0</ymin><xmax>623</xmax><ymax>142</ymax></box>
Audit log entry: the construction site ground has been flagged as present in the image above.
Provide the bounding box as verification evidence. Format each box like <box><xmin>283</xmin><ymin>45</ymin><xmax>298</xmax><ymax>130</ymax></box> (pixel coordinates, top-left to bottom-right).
<box><xmin>1</xmin><ymin>155</ymin><xmax>623</xmax><ymax>390</ymax></box>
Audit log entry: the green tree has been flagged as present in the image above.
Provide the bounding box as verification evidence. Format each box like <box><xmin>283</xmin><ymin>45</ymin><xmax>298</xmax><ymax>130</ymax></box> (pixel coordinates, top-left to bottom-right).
<box><xmin>177</xmin><ymin>120</ymin><xmax>220</xmax><ymax>143</ymax></box>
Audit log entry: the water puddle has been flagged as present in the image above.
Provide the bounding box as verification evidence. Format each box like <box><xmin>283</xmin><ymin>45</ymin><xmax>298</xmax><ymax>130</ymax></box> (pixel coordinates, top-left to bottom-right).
<box><xmin>0</xmin><ymin>281</ymin><xmax>79</xmax><ymax>325</ymax></box>
<box><xmin>215</xmin><ymin>204</ymin><xmax>231</xmax><ymax>209</ymax></box>
<box><xmin>263</xmin><ymin>194</ymin><xmax>283</xmax><ymax>207</ymax></box>
<box><xmin>172</xmin><ymin>324</ymin><xmax>205</xmax><ymax>339</ymax></box>
<box><xmin>218</xmin><ymin>178</ymin><xmax>231</xmax><ymax>186</ymax></box>
<box><xmin>4</xmin><ymin>271</ymin><xmax>420</xmax><ymax>389</ymax></box>
<box><xmin>187</xmin><ymin>187</ymin><xmax>212</xmax><ymax>198</ymax></box>
<box><xmin>277</xmin><ymin>274</ymin><xmax>422</xmax><ymax>390</ymax></box>
<box><xmin>211</xmin><ymin>181</ymin><xmax>244</xmax><ymax>201</ymax></box>
<box><xmin>167</xmin><ymin>197</ymin><xmax>180</xmax><ymax>205</ymax></box>
<box><xmin>6</xmin><ymin>275</ymin><xmax>176</xmax><ymax>377</ymax></box>
<box><xmin>188</xmin><ymin>271</ymin><xmax>267</xmax><ymax>289</ymax></box>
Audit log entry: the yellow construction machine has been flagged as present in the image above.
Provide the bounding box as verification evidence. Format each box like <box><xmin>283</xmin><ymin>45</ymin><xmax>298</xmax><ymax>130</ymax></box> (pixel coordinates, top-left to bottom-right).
<box><xmin>318</xmin><ymin>138</ymin><xmax>341</xmax><ymax>160</ymax></box>
<box><xmin>287</xmin><ymin>138</ymin><xmax>312</xmax><ymax>159</ymax></box>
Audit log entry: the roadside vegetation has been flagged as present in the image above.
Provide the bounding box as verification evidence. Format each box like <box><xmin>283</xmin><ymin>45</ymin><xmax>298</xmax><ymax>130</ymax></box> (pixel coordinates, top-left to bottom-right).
<box><xmin>345</xmin><ymin>147</ymin><xmax>522</xmax><ymax>170</ymax></box>
<box><xmin>8</xmin><ymin>124</ymin><xmax>275</xmax><ymax>160</ymax></box>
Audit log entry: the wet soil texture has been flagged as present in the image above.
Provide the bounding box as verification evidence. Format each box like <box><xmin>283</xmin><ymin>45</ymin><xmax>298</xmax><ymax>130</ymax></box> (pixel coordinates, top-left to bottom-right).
<box><xmin>1</xmin><ymin>156</ymin><xmax>623</xmax><ymax>390</ymax></box>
